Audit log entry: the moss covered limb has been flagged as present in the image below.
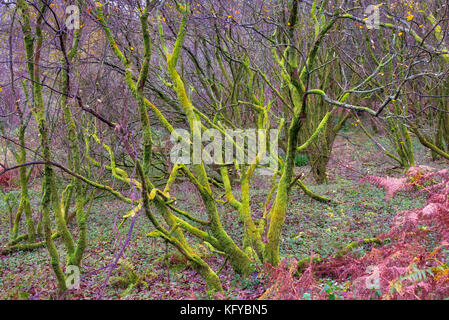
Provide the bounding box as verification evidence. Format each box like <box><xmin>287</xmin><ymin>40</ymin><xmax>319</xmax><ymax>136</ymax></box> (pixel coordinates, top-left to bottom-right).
<box><xmin>136</xmin><ymin>5</ymin><xmax>153</xmax><ymax>175</ymax></box>
<box><xmin>295</xmin><ymin>179</ymin><xmax>333</xmax><ymax>203</ymax></box>
<box><xmin>264</xmin><ymin>114</ymin><xmax>301</xmax><ymax>266</ymax></box>
<box><xmin>173</xmin><ymin>216</ymin><xmax>219</xmax><ymax>248</ymax></box>
<box><xmin>1</xmin><ymin>233</ymin><xmax>60</xmax><ymax>255</ymax></box>
<box><xmin>1</xmin><ymin>241</ymin><xmax>45</xmax><ymax>255</ymax></box>
<box><xmin>335</xmin><ymin>238</ymin><xmax>382</xmax><ymax>258</ymax></box>
<box><xmin>220</xmin><ymin>166</ymin><xmax>242</xmax><ymax>210</ymax></box>
<box><xmin>297</xmin><ymin>111</ymin><xmax>333</xmax><ymax>152</ymax></box>
<box><xmin>411</xmin><ymin>125</ymin><xmax>449</xmax><ymax>161</ymax></box>
<box><xmin>7</xmin><ymin>233</ymin><xmax>28</xmax><ymax>246</ymax></box>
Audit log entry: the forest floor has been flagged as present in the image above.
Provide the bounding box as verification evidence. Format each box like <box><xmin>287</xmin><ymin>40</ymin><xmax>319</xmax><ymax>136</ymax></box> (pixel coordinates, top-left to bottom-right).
<box><xmin>0</xmin><ymin>129</ymin><xmax>446</xmax><ymax>300</ymax></box>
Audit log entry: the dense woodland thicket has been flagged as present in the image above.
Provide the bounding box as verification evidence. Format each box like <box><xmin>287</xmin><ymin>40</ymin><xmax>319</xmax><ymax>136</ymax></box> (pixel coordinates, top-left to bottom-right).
<box><xmin>1</xmin><ymin>0</ymin><xmax>449</xmax><ymax>300</ymax></box>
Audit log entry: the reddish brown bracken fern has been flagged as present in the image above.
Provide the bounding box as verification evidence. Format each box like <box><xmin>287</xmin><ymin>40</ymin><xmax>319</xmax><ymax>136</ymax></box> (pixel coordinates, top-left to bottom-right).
<box><xmin>260</xmin><ymin>166</ymin><xmax>449</xmax><ymax>300</ymax></box>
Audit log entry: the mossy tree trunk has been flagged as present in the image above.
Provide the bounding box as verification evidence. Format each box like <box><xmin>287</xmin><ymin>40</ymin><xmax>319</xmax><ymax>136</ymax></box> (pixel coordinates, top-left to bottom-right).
<box><xmin>17</xmin><ymin>0</ymin><xmax>68</xmax><ymax>293</ymax></box>
<box><xmin>58</xmin><ymin>0</ymin><xmax>88</xmax><ymax>267</ymax></box>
